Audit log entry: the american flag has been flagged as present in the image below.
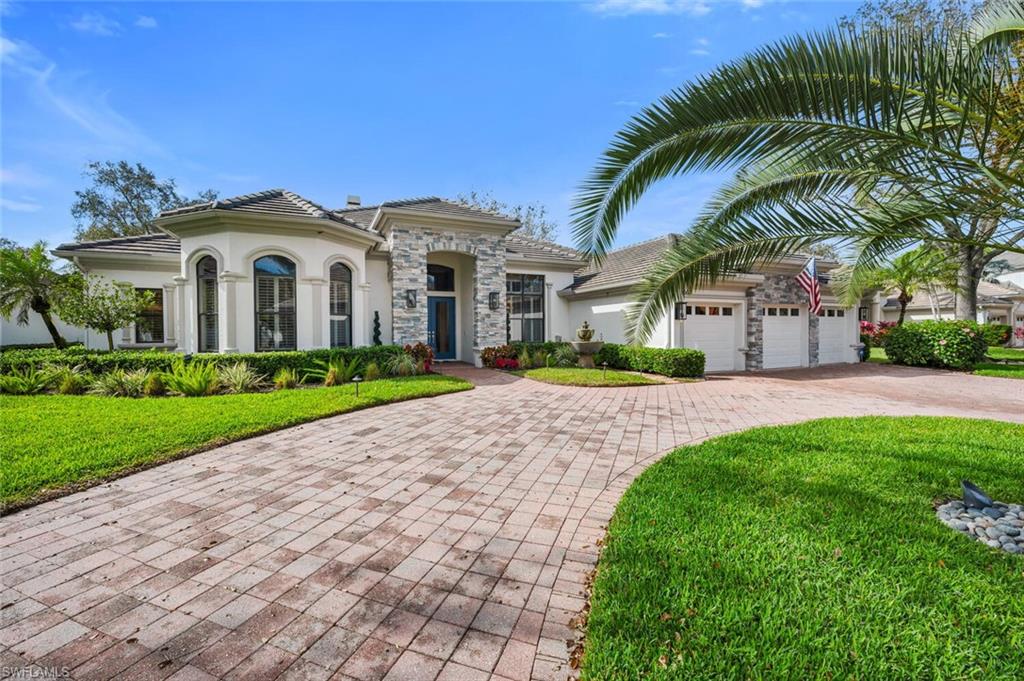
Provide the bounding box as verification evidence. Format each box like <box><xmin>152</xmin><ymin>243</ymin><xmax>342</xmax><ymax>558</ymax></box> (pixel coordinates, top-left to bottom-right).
<box><xmin>796</xmin><ymin>257</ymin><xmax>823</xmax><ymax>315</ymax></box>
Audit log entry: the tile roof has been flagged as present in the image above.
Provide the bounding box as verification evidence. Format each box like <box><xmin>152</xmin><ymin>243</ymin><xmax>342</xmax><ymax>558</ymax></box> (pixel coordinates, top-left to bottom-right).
<box><xmin>160</xmin><ymin>189</ymin><xmax>367</xmax><ymax>230</ymax></box>
<box><xmin>568</xmin><ymin>235</ymin><xmax>678</xmax><ymax>294</ymax></box>
<box><xmin>53</xmin><ymin>233</ymin><xmax>180</xmax><ymax>257</ymax></box>
<box><xmin>883</xmin><ymin>280</ymin><xmax>1024</xmax><ymax>309</ymax></box>
<box><xmin>505</xmin><ymin>232</ymin><xmax>582</xmax><ymax>263</ymax></box>
<box><xmin>993</xmin><ymin>250</ymin><xmax>1024</xmax><ymax>271</ymax></box>
<box><xmin>333</xmin><ymin>197</ymin><xmax>519</xmax><ymax>229</ymax></box>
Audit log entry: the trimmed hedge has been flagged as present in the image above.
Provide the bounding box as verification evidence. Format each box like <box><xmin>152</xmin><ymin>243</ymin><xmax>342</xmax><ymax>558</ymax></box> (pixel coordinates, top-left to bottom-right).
<box><xmin>981</xmin><ymin>323</ymin><xmax>1012</xmax><ymax>346</ymax></box>
<box><xmin>0</xmin><ymin>345</ymin><xmax>405</xmax><ymax>380</ymax></box>
<box><xmin>885</xmin><ymin>320</ymin><xmax>987</xmax><ymax>370</ymax></box>
<box><xmin>596</xmin><ymin>343</ymin><xmax>705</xmax><ymax>378</ymax></box>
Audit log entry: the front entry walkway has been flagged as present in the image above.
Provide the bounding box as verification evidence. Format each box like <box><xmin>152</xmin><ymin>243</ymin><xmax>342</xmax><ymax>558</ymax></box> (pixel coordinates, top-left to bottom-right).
<box><xmin>2</xmin><ymin>366</ymin><xmax>1021</xmax><ymax>680</ymax></box>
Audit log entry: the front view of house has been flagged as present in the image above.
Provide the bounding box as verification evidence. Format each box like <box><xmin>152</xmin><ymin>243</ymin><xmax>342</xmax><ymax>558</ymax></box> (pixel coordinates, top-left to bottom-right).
<box><xmin>52</xmin><ymin>189</ymin><xmax>859</xmax><ymax>371</ymax></box>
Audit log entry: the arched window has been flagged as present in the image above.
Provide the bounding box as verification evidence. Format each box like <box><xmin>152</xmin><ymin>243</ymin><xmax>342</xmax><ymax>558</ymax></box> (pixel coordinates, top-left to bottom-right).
<box><xmin>196</xmin><ymin>256</ymin><xmax>218</xmax><ymax>352</ymax></box>
<box><xmin>254</xmin><ymin>255</ymin><xmax>296</xmax><ymax>351</ymax></box>
<box><xmin>329</xmin><ymin>262</ymin><xmax>352</xmax><ymax>347</ymax></box>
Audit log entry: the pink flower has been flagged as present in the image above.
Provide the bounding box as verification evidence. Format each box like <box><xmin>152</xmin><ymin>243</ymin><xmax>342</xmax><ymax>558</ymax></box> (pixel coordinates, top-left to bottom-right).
<box><xmin>938</xmin><ymin>339</ymin><xmax>947</xmax><ymax>346</ymax></box>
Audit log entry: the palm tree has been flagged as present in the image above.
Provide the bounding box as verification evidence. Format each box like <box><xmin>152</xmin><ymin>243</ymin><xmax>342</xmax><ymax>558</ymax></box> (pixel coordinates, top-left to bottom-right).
<box><xmin>0</xmin><ymin>242</ymin><xmax>71</xmax><ymax>348</ymax></box>
<box><xmin>832</xmin><ymin>247</ymin><xmax>956</xmax><ymax>325</ymax></box>
<box><xmin>571</xmin><ymin>1</ymin><xmax>1024</xmax><ymax>343</ymax></box>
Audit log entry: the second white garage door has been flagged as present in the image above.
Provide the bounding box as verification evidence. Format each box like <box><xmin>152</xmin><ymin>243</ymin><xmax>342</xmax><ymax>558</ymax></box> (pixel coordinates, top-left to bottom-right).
<box><xmin>682</xmin><ymin>303</ymin><xmax>739</xmax><ymax>372</ymax></box>
<box><xmin>762</xmin><ymin>305</ymin><xmax>805</xmax><ymax>369</ymax></box>
<box><xmin>818</xmin><ymin>307</ymin><xmax>850</xmax><ymax>364</ymax></box>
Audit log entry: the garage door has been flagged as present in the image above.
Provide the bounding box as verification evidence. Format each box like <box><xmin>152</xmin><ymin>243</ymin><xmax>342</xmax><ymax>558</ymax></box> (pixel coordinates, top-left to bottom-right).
<box><xmin>762</xmin><ymin>305</ymin><xmax>805</xmax><ymax>369</ymax></box>
<box><xmin>681</xmin><ymin>304</ymin><xmax>738</xmax><ymax>372</ymax></box>
<box><xmin>818</xmin><ymin>307</ymin><xmax>849</xmax><ymax>364</ymax></box>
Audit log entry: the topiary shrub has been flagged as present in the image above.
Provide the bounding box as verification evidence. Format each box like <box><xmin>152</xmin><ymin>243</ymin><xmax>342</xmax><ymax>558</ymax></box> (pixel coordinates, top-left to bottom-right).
<box><xmin>886</xmin><ymin>320</ymin><xmax>987</xmax><ymax>370</ymax></box>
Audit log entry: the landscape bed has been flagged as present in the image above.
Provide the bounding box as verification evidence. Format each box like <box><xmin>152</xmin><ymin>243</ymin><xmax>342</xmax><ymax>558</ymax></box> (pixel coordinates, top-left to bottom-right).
<box><xmin>1</xmin><ymin>374</ymin><xmax>471</xmax><ymax>510</ymax></box>
<box><xmin>582</xmin><ymin>416</ymin><xmax>1024</xmax><ymax>680</ymax></box>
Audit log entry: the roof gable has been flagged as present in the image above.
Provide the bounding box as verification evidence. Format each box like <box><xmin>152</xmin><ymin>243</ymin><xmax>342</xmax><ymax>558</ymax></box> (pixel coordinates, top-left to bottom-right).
<box><xmin>160</xmin><ymin>189</ymin><xmax>367</xmax><ymax>230</ymax></box>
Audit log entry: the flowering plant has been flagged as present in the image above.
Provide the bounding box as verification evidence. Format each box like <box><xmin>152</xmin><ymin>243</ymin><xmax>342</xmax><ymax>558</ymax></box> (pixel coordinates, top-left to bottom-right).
<box><xmin>494</xmin><ymin>357</ymin><xmax>520</xmax><ymax>370</ymax></box>
<box><xmin>403</xmin><ymin>342</ymin><xmax>434</xmax><ymax>373</ymax></box>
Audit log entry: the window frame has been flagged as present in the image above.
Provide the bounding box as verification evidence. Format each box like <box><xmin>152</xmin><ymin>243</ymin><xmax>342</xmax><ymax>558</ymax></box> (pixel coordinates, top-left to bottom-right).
<box><xmin>196</xmin><ymin>256</ymin><xmax>218</xmax><ymax>352</ymax></box>
<box><xmin>254</xmin><ymin>255</ymin><xmax>297</xmax><ymax>352</ymax></box>
<box><xmin>427</xmin><ymin>264</ymin><xmax>455</xmax><ymax>292</ymax></box>
<box><xmin>329</xmin><ymin>262</ymin><xmax>353</xmax><ymax>348</ymax></box>
<box><xmin>505</xmin><ymin>273</ymin><xmax>545</xmax><ymax>343</ymax></box>
<box><xmin>134</xmin><ymin>288</ymin><xmax>164</xmax><ymax>344</ymax></box>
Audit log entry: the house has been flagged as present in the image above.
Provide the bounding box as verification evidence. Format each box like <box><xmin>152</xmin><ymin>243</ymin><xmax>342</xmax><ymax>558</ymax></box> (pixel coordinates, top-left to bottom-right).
<box><xmin>42</xmin><ymin>188</ymin><xmax>859</xmax><ymax>371</ymax></box>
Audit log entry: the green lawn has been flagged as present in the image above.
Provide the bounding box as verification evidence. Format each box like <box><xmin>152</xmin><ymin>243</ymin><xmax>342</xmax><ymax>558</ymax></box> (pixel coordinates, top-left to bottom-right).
<box><xmin>583</xmin><ymin>417</ymin><xmax>1024</xmax><ymax>680</ymax></box>
<box><xmin>974</xmin><ymin>362</ymin><xmax>1024</xmax><ymax>379</ymax></box>
<box><xmin>985</xmin><ymin>346</ymin><xmax>1024</xmax><ymax>362</ymax></box>
<box><xmin>867</xmin><ymin>346</ymin><xmax>891</xmax><ymax>363</ymax></box>
<box><xmin>517</xmin><ymin>367</ymin><xmax>660</xmax><ymax>387</ymax></box>
<box><xmin>0</xmin><ymin>375</ymin><xmax>471</xmax><ymax>509</ymax></box>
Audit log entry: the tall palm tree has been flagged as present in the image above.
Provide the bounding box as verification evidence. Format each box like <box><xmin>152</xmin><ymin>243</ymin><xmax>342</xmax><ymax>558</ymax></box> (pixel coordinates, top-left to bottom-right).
<box><xmin>0</xmin><ymin>242</ymin><xmax>71</xmax><ymax>348</ymax></box>
<box><xmin>571</xmin><ymin>1</ymin><xmax>1024</xmax><ymax>343</ymax></box>
<box><xmin>832</xmin><ymin>247</ymin><xmax>957</xmax><ymax>325</ymax></box>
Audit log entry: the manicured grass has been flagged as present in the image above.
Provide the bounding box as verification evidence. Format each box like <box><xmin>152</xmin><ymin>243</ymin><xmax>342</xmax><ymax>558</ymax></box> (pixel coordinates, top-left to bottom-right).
<box><xmin>985</xmin><ymin>346</ymin><xmax>1024</xmax><ymax>362</ymax></box>
<box><xmin>974</xmin><ymin>362</ymin><xmax>1024</xmax><ymax>379</ymax></box>
<box><xmin>867</xmin><ymin>346</ymin><xmax>891</xmax><ymax>363</ymax></box>
<box><xmin>517</xmin><ymin>367</ymin><xmax>660</xmax><ymax>387</ymax></box>
<box><xmin>583</xmin><ymin>417</ymin><xmax>1024</xmax><ymax>680</ymax></box>
<box><xmin>0</xmin><ymin>375</ymin><xmax>471</xmax><ymax>509</ymax></box>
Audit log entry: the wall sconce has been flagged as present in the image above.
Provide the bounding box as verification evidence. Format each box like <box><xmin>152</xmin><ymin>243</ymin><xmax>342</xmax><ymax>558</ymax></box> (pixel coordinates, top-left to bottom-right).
<box><xmin>488</xmin><ymin>291</ymin><xmax>500</xmax><ymax>310</ymax></box>
<box><xmin>674</xmin><ymin>302</ymin><xmax>687</xmax><ymax>320</ymax></box>
<box><xmin>405</xmin><ymin>289</ymin><xmax>417</xmax><ymax>308</ymax></box>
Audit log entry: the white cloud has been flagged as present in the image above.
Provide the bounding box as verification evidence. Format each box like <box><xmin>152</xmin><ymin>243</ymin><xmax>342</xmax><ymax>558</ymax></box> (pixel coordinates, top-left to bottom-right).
<box><xmin>588</xmin><ymin>0</ymin><xmax>711</xmax><ymax>17</ymax></box>
<box><xmin>135</xmin><ymin>15</ymin><xmax>158</xmax><ymax>29</ymax></box>
<box><xmin>614</xmin><ymin>100</ymin><xmax>641</xmax><ymax>106</ymax></box>
<box><xmin>741</xmin><ymin>0</ymin><xmax>764</xmax><ymax>7</ymax></box>
<box><xmin>0</xmin><ymin>164</ymin><xmax>49</xmax><ymax>188</ymax></box>
<box><xmin>695</xmin><ymin>37</ymin><xmax>710</xmax><ymax>46</ymax></box>
<box><xmin>689</xmin><ymin>48</ymin><xmax>710</xmax><ymax>56</ymax></box>
<box><xmin>652</xmin><ymin>32</ymin><xmax>671</xmax><ymax>38</ymax></box>
<box><xmin>70</xmin><ymin>13</ymin><xmax>121</xmax><ymax>36</ymax></box>
<box><xmin>1</xmin><ymin>37</ymin><xmax>163</xmax><ymax>156</ymax></box>
<box><xmin>0</xmin><ymin>196</ymin><xmax>42</xmax><ymax>213</ymax></box>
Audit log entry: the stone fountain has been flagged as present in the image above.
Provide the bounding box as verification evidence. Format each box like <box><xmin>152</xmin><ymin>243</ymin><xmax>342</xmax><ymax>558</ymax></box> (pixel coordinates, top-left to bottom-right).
<box><xmin>570</xmin><ymin>321</ymin><xmax>604</xmax><ymax>369</ymax></box>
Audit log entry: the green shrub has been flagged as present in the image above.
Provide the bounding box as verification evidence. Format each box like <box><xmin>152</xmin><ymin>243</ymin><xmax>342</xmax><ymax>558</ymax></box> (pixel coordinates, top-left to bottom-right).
<box><xmin>50</xmin><ymin>364</ymin><xmax>91</xmax><ymax>395</ymax></box>
<box><xmin>273</xmin><ymin>367</ymin><xmax>299</xmax><ymax>389</ymax></box>
<box><xmin>143</xmin><ymin>372</ymin><xmax>166</xmax><ymax>397</ymax></box>
<box><xmin>980</xmin><ymin>323</ymin><xmax>1012</xmax><ymax>346</ymax></box>
<box><xmin>304</xmin><ymin>354</ymin><xmax>362</xmax><ymax>386</ymax></box>
<box><xmin>481</xmin><ymin>344</ymin><xmax>517</xmax><ymax>368</ymax></box>
<box><xmin>886</xmin><ymin>320</ymin><xmax>988</xmax><ymax>370</ymax></box>
<box><xmin>552</xmin><ymin>344</ymin><xmax>579</xmax><ymax>367</ymax></box>
<box><xmin>163</xmin><ymin>360</ymin><xmax>220</xmax><ymax>397</ymax></box>
<box><xmin>363</xmin><ymin>362</ymin><xmax>381</xmax><ymax>381</ymax></box>
<box><xmin>595</xmin><ymin>343</ymin><xmax>705</xmax><ymax>378</ymax></box>
<box><xmin>386</xmin><ymin>352</ymin><xmax>417</xmax><ymax>377</ymax></box>
<box><xmin>0</xmin><ymin>345</ymin><xmax>404</xmax><ymax>378</ymax></box>
<box><xmin>218</xmin><ymin>362</ymin><xmax>265</xmax><ymax>394</ymax></box>
<box><xmin>0</xmin><ymin>366</ymin><xmax>53</xmax><ymax>395</ymax></box>
<box><xmin>89</xmin><ymin>369</ymin><xmax>150</xmax><ymax>397</ymax></box>
<box><xmin>532</xmin><ymin>350</ymin><xmax>548</xmax><ymax>368</ymax></box>
<box><xmin>517</xmin><ymin>349</ymin><xmax>534</xmax><ymax>370</ymax></box>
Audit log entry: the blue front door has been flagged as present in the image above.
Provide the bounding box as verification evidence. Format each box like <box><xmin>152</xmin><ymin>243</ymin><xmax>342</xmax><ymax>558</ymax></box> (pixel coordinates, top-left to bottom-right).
<box><xmin>427</xmin><ymin>297</ymin><xmax>456</xmax><ymax>360</ymax></box>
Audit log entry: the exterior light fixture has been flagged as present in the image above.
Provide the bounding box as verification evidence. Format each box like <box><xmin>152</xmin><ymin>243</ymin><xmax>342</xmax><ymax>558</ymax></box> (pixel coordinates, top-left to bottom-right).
<box><xmin>405</xmin><ymin>289</ymin><xmax>417</xmax><ymax>308</ymax></box>
<box><xmin>601</xmin><ymin>361</ymin><xmax>608</xmax><ymax>379</ymax></box>
<box><xmin>352</xmin><ymin>376</ymin><xmax>363</xmax><ymax>398</ymax></box>
<box><xmin>489</xmin><ymin>291</ymin><xmax>500</xmax><ymax>310</ymax></box>
<box><xmin>674</xmin><ymin>302</ymin><xmax>687</xmax><ymax>320</ymax></box>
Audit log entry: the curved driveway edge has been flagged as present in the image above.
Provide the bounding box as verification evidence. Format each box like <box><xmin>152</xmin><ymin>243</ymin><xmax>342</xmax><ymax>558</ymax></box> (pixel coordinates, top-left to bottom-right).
<box><xmin>1</xmin><ymin>365</ymin><xmax>1021</xmax><ymax>681</ymax></box>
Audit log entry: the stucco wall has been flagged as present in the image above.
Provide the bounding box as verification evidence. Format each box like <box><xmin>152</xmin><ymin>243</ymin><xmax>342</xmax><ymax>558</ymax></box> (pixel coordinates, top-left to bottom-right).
<box><xmin>0</xmin><ymin>314</ymin><xmax>86</xmax><ymax>348</ymax></box>
<box><xmin>75</xmin><ymin>264</ymin><xmax>179</xmax><ymax>350</ymax></box>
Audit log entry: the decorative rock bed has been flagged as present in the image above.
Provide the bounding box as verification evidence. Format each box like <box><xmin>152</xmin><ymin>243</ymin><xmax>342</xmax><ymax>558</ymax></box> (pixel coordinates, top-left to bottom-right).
<box><xmin>936</xmin><ymin>499</ymin><xmax>1024</xmax><ymax>554</ymax></box>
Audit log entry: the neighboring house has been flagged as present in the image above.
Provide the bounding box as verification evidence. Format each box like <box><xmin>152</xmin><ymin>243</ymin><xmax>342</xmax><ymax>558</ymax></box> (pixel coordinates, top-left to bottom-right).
<box><xmin>46</xmin><ymin>188</ymin><xmax>859</xmax><ymax>371</ymax></box>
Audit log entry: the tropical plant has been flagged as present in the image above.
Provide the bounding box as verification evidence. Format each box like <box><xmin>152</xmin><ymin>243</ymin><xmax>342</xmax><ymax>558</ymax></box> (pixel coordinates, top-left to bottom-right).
<box><xmin>833</xmin><ymin>248</ymin><xmax>956</xmax><ymax>325</ymax></box>
<box><xmin>303</xmin><ymin>354</ymin><xmax>362</xmax><ymax>386</ymax></box>
<box><xmin>143</xmin><ymin>372</ymin><xmax>166</xmax><ymax>397</ymax></box>
<box><xmin>217</xmin><ymin>362</ymin><xmax>265</xmax><ymax>393</ymax></box>
<box><xmin>56</xmin><ymin>275</ymin><xmax>156</xmax><ymax>351</ymax></box>
<box><xmin>571</xmin><ymin>1</ymin><xmax>1024</xmax><ymax>342</ymax></box>
<box><xmin>273</xmin><ymin>367</ymin><xmax>299</xmax><ymax>389</ymax></box>
<box><xmin>532</xmin><ymin>350</ymin><xmax>548</xmax><ymax>368</ymax></box>
<box><xmin>516</xmin><ymin>349</ymin><xmax>534</xmax><ymax>370</ymax></box>
<box><xmin>162</xmin><ymin>360</ymin><xmax>220</xmax><ymax>397</ymax></box>
<box><xmin>385</xmin><ymin>352</ymin><xmax>417</xmax><ymax>377</ymax></box>
<box><xmin>363</xmin><ymin>361</ymin><xmax>381</xmax><ymax>381</ymax></box>
<box><xmin>49</xmin><ymin>364</ymin><xmax>91</xmax><ymax>395</ymax></box>
<box><xmin>0</xmin><ymin>242</ymin><xmax>73</xmax><ymax>348</ymax></box>
<box><xmin>552</xmin><ymin>344</ymin><xmax>580</xmax><ymax>368</ymax></box>
<box><xmin>403</xmin><ymin>342</ymin><xmax>434</xmax><ymax>373</ymax></box>
<box><xmin>0</xmin><ymin>366</ymin><xmax>53</xmax><ymax>395</ymax></box>
<box><xmin>88</xmin><ymin>369</ymin><xmax>150</xmax><ymax>397</ymax></box>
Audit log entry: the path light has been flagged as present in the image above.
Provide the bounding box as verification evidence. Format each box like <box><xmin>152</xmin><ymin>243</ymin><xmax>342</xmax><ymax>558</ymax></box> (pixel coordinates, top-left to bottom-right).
<box><xmin>352</xmin><ymin>376</ymin><xmax>363</xmax><ymax>398</ymax></box>
<box><xmin>602</xmin><ymin>361</ymin><xmax>608</xmax><ymax>379</ymax></box>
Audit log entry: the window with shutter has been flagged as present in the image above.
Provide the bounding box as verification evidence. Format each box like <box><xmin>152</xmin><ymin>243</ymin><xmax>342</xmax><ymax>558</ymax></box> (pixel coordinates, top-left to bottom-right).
<box><xmin>254</xmin><ymin>255</ymin><xmax>297</xmax><ymax>351</ymax></box>
<box><xmin>329</xmin><ymin>262</ymin><xmax>352</xmax><ymax>347</ymax></box>
<box><xmin>197</xmin><ymin>256</ymin><xmax>219</xmax><ymax>352</ymax></box>
<box><xmin>135</xmin><ymin>289</ymin><xmax>164</xmax><ymax>343</ymax></box>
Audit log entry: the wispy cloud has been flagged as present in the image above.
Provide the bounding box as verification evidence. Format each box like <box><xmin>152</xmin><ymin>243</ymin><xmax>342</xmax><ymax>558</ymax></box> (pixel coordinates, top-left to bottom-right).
<box><xmin>135</xmin><ymin>15</ymin><xmax>158</xmax><ymax>29</ymax></box>
<box><xmin>741</xmin><ymin>0</ymin><xmax>764</xmax><ymax>7</ymax></box>
<box><xmin>1</xmin><ymin>36</ymin><xmax>163</xmax><ymax>156</ymax></box>
<box><xmin>689</xmin><ymin>48</ymin><xmax>710</xmax><ymax>56</ymax></box>
<box><xmin>70</xmin><ymin>13</ymin><xmax>121</xmax><ymax>37</ymax></box>
<box><xmin>0</xmin><ymin>164</ymin><xmax>50</xmax><ymax>188</ymax></box>
<box><xmin>613</xmin><ymin>100</ymin><xmax>641</xmax><ymax>107</ymax></box>
<box><xmin>0</xmin><ymin>196</ymin><xmax>42</xmax><ymax>213</ymax></box>
<box><xmin>690</xmin><ymin>37</ymin><xmax>711</xmax><ymax>56</ymax></box>
<box><xmin>588</xmin><ymin>0</ymin><xmax>711</xmax><ymax>18</ymax></box>
<box><xmin>652</xmin><ymin>32</ymin><xmax>671</xmax><ymax>38</ymax></box>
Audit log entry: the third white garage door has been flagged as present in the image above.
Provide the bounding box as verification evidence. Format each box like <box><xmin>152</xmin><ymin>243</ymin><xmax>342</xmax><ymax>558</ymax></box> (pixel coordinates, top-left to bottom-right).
<box><xmin>762</xmin><ymin>305</ymin><xmax>805</xmax><ymax>369</ymax></box>
<box><xmin>681</xmin><ymin>303</ymin><xmax>739</xmax><ymax>372</ymax></box>
<box><xmin>818</xmin><ymin>307</ymin><xmax>850</xmax><ymax>364</ymax></box>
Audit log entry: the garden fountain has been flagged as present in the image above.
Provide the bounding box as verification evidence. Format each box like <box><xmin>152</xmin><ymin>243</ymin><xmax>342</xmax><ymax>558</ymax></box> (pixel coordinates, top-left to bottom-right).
<box><xmin>571</xmin><ymin>321</ymin><xmax>604</xmax><ymax>368</ymax></box>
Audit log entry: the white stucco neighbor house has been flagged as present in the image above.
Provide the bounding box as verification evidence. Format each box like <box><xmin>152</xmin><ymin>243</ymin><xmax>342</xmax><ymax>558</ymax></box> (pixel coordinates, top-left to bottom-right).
<box><xmin>36</xmin><ymin>188</ymin><xmax>859</xmax><ymax>371</ymax></box>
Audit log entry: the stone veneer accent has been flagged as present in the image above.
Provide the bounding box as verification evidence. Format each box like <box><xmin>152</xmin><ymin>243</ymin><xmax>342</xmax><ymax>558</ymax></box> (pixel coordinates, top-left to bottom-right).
<box><xmin>388</xmin><ymin>225</ymin><xmax>507</xmax><ymax>355</ymax></box>
<box><xmin>745</xmin><ymin>274</ymin><xmax>820</xmax><ymax>370</ymax></box>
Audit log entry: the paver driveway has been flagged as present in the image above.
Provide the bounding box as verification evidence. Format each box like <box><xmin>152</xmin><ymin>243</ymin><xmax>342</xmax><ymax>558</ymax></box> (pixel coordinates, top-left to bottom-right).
<box><xmin>2</xmin><ymin>364</ymin><xmax>1022</xmax><ymax>681</ymax></box>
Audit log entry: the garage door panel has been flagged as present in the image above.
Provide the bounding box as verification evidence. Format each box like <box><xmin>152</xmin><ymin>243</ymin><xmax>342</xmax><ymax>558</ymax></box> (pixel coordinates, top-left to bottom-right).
<box><xmin>762</xmin><ymin>306</ymin><xmax>804</xmax><ymax>369</ymax></box>
<box><xmin>818</xmin><ymin>307</ymin><xmax>849</xmax><ymax>364</ymax></box>
<box><xmin>682</xmin><ymin>304</ymin><xmax>738</xmax><ymax>372</ymax></box>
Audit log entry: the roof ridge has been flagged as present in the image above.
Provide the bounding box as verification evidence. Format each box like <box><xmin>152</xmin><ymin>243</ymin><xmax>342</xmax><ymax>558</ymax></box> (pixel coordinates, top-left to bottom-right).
<box><xmin>58</xmin><ymin>232</ymin><xmax>174</xmax><ymax>247</ymax></box>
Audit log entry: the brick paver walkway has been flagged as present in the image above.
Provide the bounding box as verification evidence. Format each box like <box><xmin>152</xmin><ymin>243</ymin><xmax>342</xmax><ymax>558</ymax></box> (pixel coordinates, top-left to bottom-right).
<box><xmin>2</xmin><ymin>365</ymin><xmax>1021</xmax><ymax>680</ymax></box>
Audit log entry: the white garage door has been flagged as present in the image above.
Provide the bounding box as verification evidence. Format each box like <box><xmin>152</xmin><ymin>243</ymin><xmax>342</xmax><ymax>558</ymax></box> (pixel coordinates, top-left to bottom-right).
<box><xmin>762</xmin><ymin>305</ymin><xmax>805</xmax><ymax>369</ymax></box>
<box><xmin>818</xmin><ymin>307</ymin><xmax>849</xmax><ymax>364</ymax></box>
<box><xmin>681</xmin><ymin>303</ymin><xmax>739</xmax><ymax>372</ymax></box>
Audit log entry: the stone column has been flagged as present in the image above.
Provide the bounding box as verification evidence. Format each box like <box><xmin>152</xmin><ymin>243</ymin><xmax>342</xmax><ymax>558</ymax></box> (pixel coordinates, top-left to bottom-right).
<box><xmin>389</xmin><ymin>227</ymin><xmax>428</xmax><ymax>346</ymax></box>
<box><xmin>472</xmin><ymin>236</ymin><xmax>506</xmax><ymax>356</ymax></box>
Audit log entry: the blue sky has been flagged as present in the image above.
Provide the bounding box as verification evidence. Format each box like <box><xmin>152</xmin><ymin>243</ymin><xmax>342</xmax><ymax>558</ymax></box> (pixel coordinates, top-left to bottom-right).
<box><xmin>1</xmin><ymin>0</ymin><xmax>858</xmax><ymax>249</ymax></box>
